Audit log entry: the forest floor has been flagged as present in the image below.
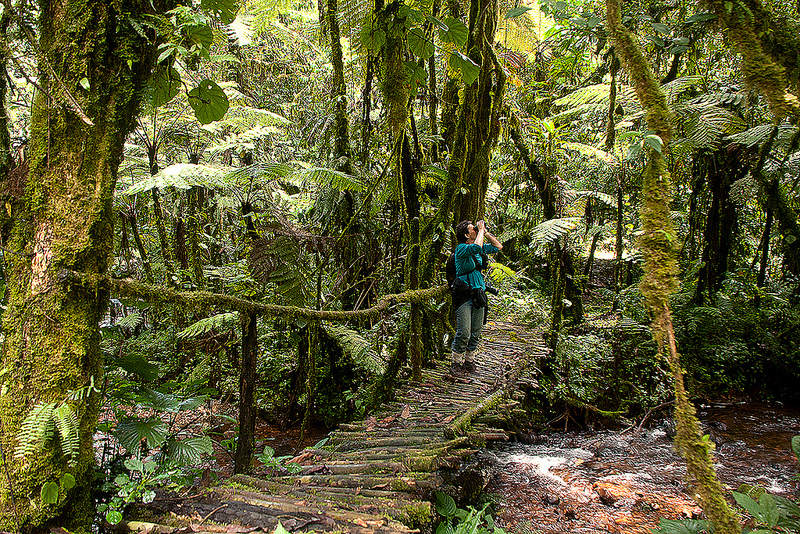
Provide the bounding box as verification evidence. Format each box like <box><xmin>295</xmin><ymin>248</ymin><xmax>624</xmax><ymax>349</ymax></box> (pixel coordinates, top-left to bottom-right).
<box><xmin>126</xmin><ymin>322</ymin><xmax>548</xmax><ymax>534</ymax></box>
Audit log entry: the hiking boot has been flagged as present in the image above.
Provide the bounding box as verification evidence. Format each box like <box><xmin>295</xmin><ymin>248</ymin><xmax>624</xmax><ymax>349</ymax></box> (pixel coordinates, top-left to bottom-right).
<box><xmin>449</xmin><ymin>362</ymin><xmax>466</xmax><ymax>376</ymax></box>
<box><xmin>463</xmin><ymin>360</ymin><xmax>477</xmax><ymax>374</ymax></box>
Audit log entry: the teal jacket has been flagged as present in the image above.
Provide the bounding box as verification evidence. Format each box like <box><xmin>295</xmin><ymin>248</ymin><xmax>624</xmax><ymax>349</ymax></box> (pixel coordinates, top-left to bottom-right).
<box><xmin>454</xmin><ymin>242</ymin><xmax>499</xmax><ymax>290</ymax></box>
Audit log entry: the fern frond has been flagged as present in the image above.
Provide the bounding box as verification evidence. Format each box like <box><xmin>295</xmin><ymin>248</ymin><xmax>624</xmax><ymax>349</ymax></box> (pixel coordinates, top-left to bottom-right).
<box><xmin>177</xmin><ymin>312</ymin><xmax>240</xmax><ymax>340</ymax></box>
<box><xmin>530</xmin><ymin>217</ymin><xmax>581</xmax><ymax>246</ymax></box>
<box><xmin>15</xmin><ymin>402</ymin><xmax>56</xmax><ymax>460</ymax></box>
<box><xmin>561</xmin><ymin>143</ymin><xmax>619</xmax><ymax>166</ymax></box>
<box><xmin>730</xmin><ymin>174</ymin><xmax>759</xmax><ymax>205</ymax></box>
<box><xmin>123</xmin><ymin>164</ymin><xmax>231</xmax><ymax>195</ymax></box>
<box><xmin>573</xmin><ymin>190</ymin><xmax>616</xmax><ymax>208</ymax></box>
<box><xmin>661</xmin><ymin>75</ymin><xmax>705</xmax><ymax>104</ymax></box>
<box><xmin>726</xmin><ymin>124</ymin><xmax>779</xmax><ymax>148</ymax></box>
<box><xmin>291</xmin><ymin>166</ymin><xmax>365</xmax><ymax>192</ymax></box>
<box><xmin>322</xmin><ymin>324</ymin><xmax>384</xmax><ymax>375</ymax></box>
<box><xmin>114</xmin><ymin>311</ymin><xmax>143</xmax><ymax>330</ymax></box>
<box><xmin>54</xmin><ymin>404</ymin><xmax>80</xmax><ymax>466</ymax></box>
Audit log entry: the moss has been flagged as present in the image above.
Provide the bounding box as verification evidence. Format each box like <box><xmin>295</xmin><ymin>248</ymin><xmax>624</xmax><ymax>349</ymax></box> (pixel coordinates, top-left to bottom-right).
<box><xmin>606</xmin><ymin>0</ymin><xmax>742</xmax><ymax>532</ymax></box>
<box><xmin>399</xmin><ymin>501</ymin><xmax>432</xmax><ymax>526</ymax></box>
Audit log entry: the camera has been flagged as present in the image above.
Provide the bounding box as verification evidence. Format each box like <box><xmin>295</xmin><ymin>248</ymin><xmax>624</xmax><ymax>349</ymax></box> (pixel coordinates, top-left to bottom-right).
<box><xmin>485</xmin><ymin>279</ymin><xmax>499</xmax><ymax>296</ymax></box>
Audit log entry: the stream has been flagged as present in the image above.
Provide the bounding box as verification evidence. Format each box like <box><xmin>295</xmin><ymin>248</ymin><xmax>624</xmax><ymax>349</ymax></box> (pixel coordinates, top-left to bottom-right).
<box><xmin>483</xmin><ymin>403</ymin><xmax>800</xmax><ymax>533</ymax></box>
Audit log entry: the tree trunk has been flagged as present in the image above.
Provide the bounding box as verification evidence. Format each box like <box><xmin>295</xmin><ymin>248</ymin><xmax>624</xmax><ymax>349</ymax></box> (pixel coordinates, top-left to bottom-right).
<box><xmin>0</xmin><ymin>0</ymin><xmax>166</xmax><ymax>529</ymax></box>
<box><xmin>327</xmin><ymin>0</ymin><xmax>353</xmax><ymax>174</ymax></box>
<box><xmin>234</xmin><ymin>312</ymin><xmax>258</xmax><ymax>474</ymax></box>
<box><xmin>128</xmin><ymin>212</ymin><xmax>154</xmax><ymax>283</ymax></box>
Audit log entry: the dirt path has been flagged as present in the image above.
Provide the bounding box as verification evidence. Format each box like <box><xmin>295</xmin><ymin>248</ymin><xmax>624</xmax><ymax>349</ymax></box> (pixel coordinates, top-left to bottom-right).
<box><xmin>133</xmin><ymin>322</ymin><xmax>547</xmax><ymax>534</ymax></box>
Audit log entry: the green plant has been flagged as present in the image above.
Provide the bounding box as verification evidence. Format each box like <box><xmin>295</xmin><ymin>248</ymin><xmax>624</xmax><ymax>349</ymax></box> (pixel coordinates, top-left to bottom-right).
<box><xmin>255</xmin><ymin>446</ymin><xmax>303</xmax><ymax>475</ymax></box>
<box><xmin>434</xmin><ymin>492</ymin><xmax>506</xmax><ymax>534</ymax></box>
<box><xmin>98</xmin><ymin>457</ymin><xmax>179</xmax><ymax>525</ymax></box>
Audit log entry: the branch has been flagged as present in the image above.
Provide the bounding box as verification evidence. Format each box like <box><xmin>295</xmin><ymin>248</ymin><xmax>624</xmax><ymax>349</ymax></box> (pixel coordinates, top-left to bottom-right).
<box><xmin>58</xmin><ymin>269</ymin><xmax>448</xmax><ymax>322</ymax></box>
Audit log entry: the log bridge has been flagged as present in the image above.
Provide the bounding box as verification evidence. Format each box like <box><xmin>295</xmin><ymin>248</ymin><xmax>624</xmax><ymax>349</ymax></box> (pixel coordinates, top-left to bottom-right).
<box><xmin>134</xmin><ymin>322</ymin><xmax>548</xmax><ymax>534</ymax></box>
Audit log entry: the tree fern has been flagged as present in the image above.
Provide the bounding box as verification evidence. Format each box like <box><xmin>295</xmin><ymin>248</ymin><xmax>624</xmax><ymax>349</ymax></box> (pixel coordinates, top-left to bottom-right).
<box><xmin>177</xmin><ymin>312</ymin><xmax>239</xmax><ymax>341</ymax></box>
<box><xmin>322</xmin><ymin>324</ymin><xmax>384</xmax><ymax>374</ymax></box>
<box><xmin>122</xmin><ymin>163</ymin><xmax>231</xmax><ymax>195</ymax></box>
<box><xmin>114</xmin><ymin>311</ymin><xmax>144</xmax><ymax>330</ymax></box>
<box><xmin>530</xmin><ymin>217</ymin><xmax>581</xmax><ymax>246</ymax></box>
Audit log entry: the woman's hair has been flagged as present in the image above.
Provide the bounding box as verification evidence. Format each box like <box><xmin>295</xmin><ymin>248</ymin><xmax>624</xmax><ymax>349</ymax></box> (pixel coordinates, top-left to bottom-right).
<box><xmin>456</xmin><ymin>220</ymin><xmax>472</xmax><ymax>243</ymax></box>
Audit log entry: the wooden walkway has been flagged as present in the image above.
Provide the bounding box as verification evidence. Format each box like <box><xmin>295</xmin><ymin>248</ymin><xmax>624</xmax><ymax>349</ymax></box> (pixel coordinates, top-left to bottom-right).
<box><xmin>135</xmin><ymin>322</ymin><xmax>547</xmax><ymax>534</ymax></box>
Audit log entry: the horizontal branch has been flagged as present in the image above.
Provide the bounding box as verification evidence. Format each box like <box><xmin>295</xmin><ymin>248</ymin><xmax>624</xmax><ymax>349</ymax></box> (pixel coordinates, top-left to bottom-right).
<box><xmin>58</xmin><ymin>269</ymin><xmax>448</xmax><ymax>322</ymax></box>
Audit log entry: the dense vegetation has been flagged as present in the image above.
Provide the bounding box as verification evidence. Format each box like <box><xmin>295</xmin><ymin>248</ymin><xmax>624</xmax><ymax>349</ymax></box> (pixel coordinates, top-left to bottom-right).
<box><xmin>0</xmin><ymin>0</ymin><xmax>798</xmax><ymax>529</ymax></box>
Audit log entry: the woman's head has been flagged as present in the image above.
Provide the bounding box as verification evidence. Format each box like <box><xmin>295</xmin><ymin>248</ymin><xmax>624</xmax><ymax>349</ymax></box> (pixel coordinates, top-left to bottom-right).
<box><xmin>456</xmin><ymin>220</ymin><xmax>473</xmax><ymax>243</ymax></box>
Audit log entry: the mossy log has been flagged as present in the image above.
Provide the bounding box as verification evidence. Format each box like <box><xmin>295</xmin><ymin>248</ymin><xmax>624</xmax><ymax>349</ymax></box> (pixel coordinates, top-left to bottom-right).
<box><xmin>444</xmin><ymin>389</ymin><xmax>508</xmax><ymax>438</ymax></box>
<box><xmin>59</xmin><ymin>269</ymin><xmax>448</xmax><ymax>322</ymax></box>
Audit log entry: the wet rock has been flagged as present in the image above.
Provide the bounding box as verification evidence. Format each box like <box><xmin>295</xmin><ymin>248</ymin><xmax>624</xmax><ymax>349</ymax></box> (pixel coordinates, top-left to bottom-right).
<box><xmin>542</xmin><ymin>493</ymin><xmax>560</xmax><ymax>505</ymax></box>
<box><xmin>593</xmin><ymin>481</ymin><xmax>638</xmax><ymax>507</ymax></box>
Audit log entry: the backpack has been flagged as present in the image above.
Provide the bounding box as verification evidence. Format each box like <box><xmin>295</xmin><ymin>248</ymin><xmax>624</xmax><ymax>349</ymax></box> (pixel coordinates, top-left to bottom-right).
<box><xmin>445</xmin><ymin>247</ymin><xmax>487</xmax><ymax>289</ymax></box>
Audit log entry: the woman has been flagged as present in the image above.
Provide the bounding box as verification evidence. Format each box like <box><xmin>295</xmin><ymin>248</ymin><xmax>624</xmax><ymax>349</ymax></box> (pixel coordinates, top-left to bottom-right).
<box><xmin>451</xmin><ymin>219</ymin><xmax>502</xmax><ymax>373</ymax></box>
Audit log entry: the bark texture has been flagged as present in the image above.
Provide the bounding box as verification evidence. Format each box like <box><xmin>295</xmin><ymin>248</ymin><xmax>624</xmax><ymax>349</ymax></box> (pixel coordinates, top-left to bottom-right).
<box><xmin>0</xmin><ymin>0</ymin><xmax>167</xmax><ymax>529</ymax></box>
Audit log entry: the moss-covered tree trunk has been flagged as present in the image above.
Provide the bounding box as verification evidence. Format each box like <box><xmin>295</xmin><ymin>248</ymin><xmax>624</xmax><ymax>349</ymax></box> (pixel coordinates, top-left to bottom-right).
<box><xmin>450</xmin><ymin>0</ymin><xmax>504</xmax><ymax>223</ymax></box>
<box><xmin>0</xmin><ymin>0</ymin><xmax>165</xmax><ymax>529</ymax></box>
<box><xmin>606</xmin><ymin>0</ymin><xmax>742</xmax><ymax>532</ymax></box>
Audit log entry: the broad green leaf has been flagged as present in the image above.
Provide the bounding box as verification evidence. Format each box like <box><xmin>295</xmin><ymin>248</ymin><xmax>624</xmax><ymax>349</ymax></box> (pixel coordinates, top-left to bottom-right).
<box><xmin>448</xmin><ymin>51</ymin><xmax>480</xmax><ymax>85</ymax></box>
<box><xmin>79</xmin><ymin>78</ymin><xmax>90</xmax><ymax>90</ymax></box>
<box><xmin>792</xmin><ymin>435</ymin><xmax>800</xmax><ymax>461</ymax></box>
<box><xmin>435</xmin><ymin>491</ymin><xmax>457</xmax><ymax>517</ymax></box>
<box><xmin>733</xmin><ymin>491</ymin><xmax>765</xmax><ymax>522</ymax></box>
<box><xmin>651</xmin><ymin>22</ymin><xmax>670</xmax><ymax>34</ymax></box>
<box><xmin>439</xmin><ymin>17</ymin><xmax>468</xmax><ymax>47</ymax></box>
<box><xmin>185</xmin><ymin>24</ymin><xmax>214</xmax><ymax>50</ymax></box>
<box><xmin>166</xmin><ymin>436</ymin><xmax>214</xmax><ymax>464</ymax></box>
<box><xmin>116</xmin><ymin>418</ymin><xmax>169</xmax><ymax>452</ymax></box>
<box><xmin>188</xmin><ymin>79</ymin><xmax>229</xmax><ymax>124</ymax></box>
<box><xmin>760</xmin><ymin>493</ymin><xmax>780</xmax><ymax>527</ymax></box>
<box><xmin>652</xmin><ymin>518</ymin><xmax>712</xmax><ymax>534</ymax></box>
<box><xmin>200</xmin><ymin>0</ymin><xmax>238</xmax><ymax>23</ymax></box>
<box><xmin>274</xmin><ymin>522</ymin><xmax>291</xmax><ymax>534</ymax></box>
<box><xmin>408</xmin><ymin>28</ymin><xmax>434</xmax><ymax>59</ymax></box>
<box><xmin>643</xmin><ymin>134</ymin><xmax>663</xmax><ymax>153</ymax></box>
<box><xmin>505</xmin><ymin>6</ymin><xmax>532</xmax><ymax>18</ymax></box>
<box><xmin>59</xmin><ymin>473</ymin><xmax>76</xmax><ymax>491</ymax></box>
<box><xmin>152</xmin><ymin>66</ymin><xmax>181</xmax><ymax>108</ymax></box>
<box><xmin>124</xmin><ymin>457</ymin><xmax>144</xmax><ymax>472</ymax></box>
<box><xmin>117</xmin><ymin>354</ymin><xmax>160</xmax><ymax>382</ymax></box>
<box><xmin>686</xmin><ymin>12</ymin><xmax>716</xmax><ymax>23</ymax></box>
<box><xmin>360</xmin><ymin>21</ymin><xmax>385</xmax><ymax>53</ymax></box>
<box><xmin>435</xmin><ymin>521</ymin><xmax>455</xmax><ymax>534</ymax></box>
<box><xmin>106</xmin><ymin>511</ymin><xmax>124</xmax><ymax>525</ymax></box>
<box><xmin>41</xmin><ymin>481</ymin><xmax>59</xmax><ymax>504</ymax></box>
